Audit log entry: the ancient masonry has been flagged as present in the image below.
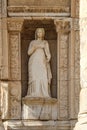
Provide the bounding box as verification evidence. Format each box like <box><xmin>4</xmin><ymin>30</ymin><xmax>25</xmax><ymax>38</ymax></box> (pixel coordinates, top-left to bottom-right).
<box><xmin>0</xmin><ymin>0</ymin><xmax>87</xmax><ymax>130</ymax></box>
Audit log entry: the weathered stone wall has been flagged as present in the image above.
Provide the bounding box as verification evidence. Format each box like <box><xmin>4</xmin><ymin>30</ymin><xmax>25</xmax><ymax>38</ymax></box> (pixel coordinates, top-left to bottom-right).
<box><xmin>74</xmin><ymin>0</ymin><xmax>87</xmax><ymax>130</ymax></box>
<box><xmin>0</xmin><ymin>0</ymin><xmax>82</xmax><ymax>130</ymax></box>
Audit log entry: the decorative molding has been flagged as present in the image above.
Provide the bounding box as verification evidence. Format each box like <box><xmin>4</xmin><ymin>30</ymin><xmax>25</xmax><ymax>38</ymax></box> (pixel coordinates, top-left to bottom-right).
<box><xmin>7</xmin><ymin>6</ymin><xmax>70</xmax><ymax>14</ymax></box>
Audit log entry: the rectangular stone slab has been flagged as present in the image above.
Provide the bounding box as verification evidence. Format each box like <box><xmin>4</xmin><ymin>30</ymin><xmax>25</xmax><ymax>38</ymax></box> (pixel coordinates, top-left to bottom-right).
<box><xmin>22</xmin><ymin>97</ymin><xmax>58</xmax><ymax>120</ymax></box>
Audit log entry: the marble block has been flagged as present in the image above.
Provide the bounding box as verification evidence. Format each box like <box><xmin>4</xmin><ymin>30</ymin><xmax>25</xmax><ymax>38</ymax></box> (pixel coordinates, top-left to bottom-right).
<box><xmin>22</xmin><ymin>97</ymin><xmax>58</xmax><ymax>120</ymax></box>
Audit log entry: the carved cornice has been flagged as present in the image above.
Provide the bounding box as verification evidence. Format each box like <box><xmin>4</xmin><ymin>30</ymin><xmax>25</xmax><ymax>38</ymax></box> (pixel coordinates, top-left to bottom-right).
<box><xmin>7</xmin><ymin>18</ymin><xmax>24</xmax><ymax>31</ymax></box>
<box><xmin>7</xmin><ymin>6</ymin><xmax>70</xmax><ymax>14</ymax></box>
<box><xmin>54</xmin><ymin>19</ymin><xmax>71</xmax><ymax>32</ymax></box>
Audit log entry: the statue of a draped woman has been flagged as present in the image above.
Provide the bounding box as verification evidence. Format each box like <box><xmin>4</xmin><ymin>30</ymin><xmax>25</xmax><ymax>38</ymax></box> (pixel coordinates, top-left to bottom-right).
<box><xmin>27</xmin><ymin>28</ymin><xmax>52</xmax><ymax>97</ymax></box>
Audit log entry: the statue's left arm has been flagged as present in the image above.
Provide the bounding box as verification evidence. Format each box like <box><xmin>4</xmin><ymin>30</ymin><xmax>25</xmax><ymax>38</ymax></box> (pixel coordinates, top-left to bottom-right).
<box><xmin>44</xmin><ymin>41</ymin><xmax>51</xmax><ymax>62</ymax></box>
<box><xmin>44</xmin><ymin>41</ymin><xmax>52</xmax><ymax>85</ymax></box>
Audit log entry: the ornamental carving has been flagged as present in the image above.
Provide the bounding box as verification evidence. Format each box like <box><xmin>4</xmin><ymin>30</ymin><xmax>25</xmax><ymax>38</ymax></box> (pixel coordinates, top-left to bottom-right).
<box><xmin>7</xmin><ymin>19</ymin><xmax>24</xmax><ymax>31</ymax></box>
<box><xmin>9</xmin><ymin>82</ymin><xmax>21</xmax><ymax>119</ymax></box>
<box><xmin>9</xmin><ymin>33</ymin><xmax>21</xmax><ymax>80</ymax></box>
<box><xmin>54</xmin><ymin>19</ymin><xmax>71</xmax><ymax>32</ymax></box>
<box><xmin>7</xmin><ymin>6</ymin><xmax>70</xmax><ymax>14</ymax></box>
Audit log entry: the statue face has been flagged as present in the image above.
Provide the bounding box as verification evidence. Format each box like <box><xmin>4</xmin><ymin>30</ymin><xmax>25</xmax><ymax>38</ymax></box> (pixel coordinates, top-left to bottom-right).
<box><xmin>37</xmin><ymin>29</ymin><xmax>43</xmax><ymax>39</ymax></box>
<box><xmin>35</xmin><ymin>28</ymin><xmax>45</xmax><ymax>40</ymax></box>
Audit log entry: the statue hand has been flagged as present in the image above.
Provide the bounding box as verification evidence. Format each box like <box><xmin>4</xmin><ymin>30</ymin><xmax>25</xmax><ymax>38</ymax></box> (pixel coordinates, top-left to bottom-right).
<box><xmin>47</xmin><ymin>59</ymin><xmax>50</xmax><ymax>62</ymax></box>
<box><xmin>46</xmin><ymin>56</ymin><xmax>51</xmax><ymax>62</ymax></box>
<box><xmin>35</xmin><ymin>43</ymin><xmax>45</xmax><ymax>49</ymax></box>
<box><xmin>39</xmin><ymin>44</ymin><xmax>45</xmax><ymax>48</ymax></box>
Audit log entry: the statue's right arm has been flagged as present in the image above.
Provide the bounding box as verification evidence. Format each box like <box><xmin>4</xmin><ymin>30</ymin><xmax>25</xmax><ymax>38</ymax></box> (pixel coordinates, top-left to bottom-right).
<box><xmin>28</xmin><ymin>42</ymin><xmax>35</xmax><ymax>56</ymax></box>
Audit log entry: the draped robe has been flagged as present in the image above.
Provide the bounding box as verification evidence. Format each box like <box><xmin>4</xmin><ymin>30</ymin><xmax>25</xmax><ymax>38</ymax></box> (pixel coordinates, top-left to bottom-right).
<box><xmin>27</xmin><ymin>40</ymin><xmax>52</xmax><ymax>97</ymax></box>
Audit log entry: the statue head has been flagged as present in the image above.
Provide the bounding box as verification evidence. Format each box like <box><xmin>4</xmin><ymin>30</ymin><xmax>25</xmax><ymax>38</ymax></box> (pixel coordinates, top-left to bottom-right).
<box><xmin>35</xmin><ymin>28</ymin><xmax>45</xmax><ymax>40</ymax></box>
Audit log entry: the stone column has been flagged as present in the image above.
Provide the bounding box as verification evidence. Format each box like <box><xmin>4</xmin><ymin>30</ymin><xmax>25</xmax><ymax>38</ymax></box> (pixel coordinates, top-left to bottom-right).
<box><xmin>8</xmin><ymin>18</ymin><xmax>24</xmax><ymax>119</ymax></box>
<box><xmin>70</xmin><ymin>0</ymin><xmax>81</xmax><ymax>128</ymax></box>
<box><xmin>1</xmin><ymin>0</ymin><xmax>8</xmax><ymax>80</ymax></box>
<box><xmin>54</xmin><ymin>19</ymin><xmax>71</xmax><ymax>120</ymax></box>
<box><xmin>74</xmin><ymin>18</ymin><xmax>87</xmax><ymax>130</ymax></box>
<box><xmin>74</xmin><ymin>0</ymin><xmax>87</xmax><ymax>129</ymax></box>
<box><xmin>1</xmin><ymin>18</ymin><xmax>24</xmax><ymax>119</ymax></box>
<box><xmin>69</xmin><ymin>18</ymin><xmax>80</xmax><ymax>122</ymax></box>
<box><xmin>0</xmin><ymin>0</ymin><xmax>7</xmax><ymax>129</ymax></box>
<box><xmin>0</xmin><ymin>112</ymin><xmax>5</xmax><ymax>130</ymax></box>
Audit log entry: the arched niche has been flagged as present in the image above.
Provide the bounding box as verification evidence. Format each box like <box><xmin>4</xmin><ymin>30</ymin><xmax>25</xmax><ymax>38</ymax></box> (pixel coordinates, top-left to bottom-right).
<box><xmin>21</xmin><ymin>19</ymin><xmax>57</xmax><ymax>98</ymax></box>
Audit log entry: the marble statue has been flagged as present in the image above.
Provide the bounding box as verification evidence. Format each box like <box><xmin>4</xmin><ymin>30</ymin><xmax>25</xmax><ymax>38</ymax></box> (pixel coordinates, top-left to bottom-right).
<box><xmin>27</xmin><ymin>28</ymin><xmax>52</xmax><ymax>97</ymax></box>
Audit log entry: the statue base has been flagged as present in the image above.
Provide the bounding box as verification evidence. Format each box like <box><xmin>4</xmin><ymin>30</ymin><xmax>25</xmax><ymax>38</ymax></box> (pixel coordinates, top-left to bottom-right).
<box><xmin>4</xmin><ymin>120</ymin><xmax>71</xmax><ymax>130</ymax></box>
<box><xmin>22</xmin><ymin>97</ymin><xmax>58</xmax><ymax>120</ymax></box>
<box><xmin>0</xmin><ymin>120</ymin><xmax>5</xmax><ymax>130</ymax></box>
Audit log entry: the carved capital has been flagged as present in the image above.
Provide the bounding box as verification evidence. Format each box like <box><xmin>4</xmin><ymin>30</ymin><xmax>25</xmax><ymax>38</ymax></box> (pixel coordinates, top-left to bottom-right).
<box><xmin>7</xmin><ymin>18</ymin><xmax>24</xmax><ymax>32</ymax></box>
<box><xmin>54</xmin><ymin>19</ymin><xmax>71</xmax><ymax>33</ymax></box>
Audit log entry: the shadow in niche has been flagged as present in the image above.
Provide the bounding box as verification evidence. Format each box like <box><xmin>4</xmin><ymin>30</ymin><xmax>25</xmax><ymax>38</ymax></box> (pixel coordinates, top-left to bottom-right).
<box><xmin>21</xmin><ymin>19</ymin><xmax>57</xmax><ymax>98</ymax></box>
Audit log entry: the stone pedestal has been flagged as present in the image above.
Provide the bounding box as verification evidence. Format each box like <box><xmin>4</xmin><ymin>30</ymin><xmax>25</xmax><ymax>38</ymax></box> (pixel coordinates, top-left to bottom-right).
<box><xmin>22</xmin><ymin>97</ymin><xmax>58</xmax><ymax>120</ymax></box>
<box><xmin>4</xmin><ymin>120</ymin><xmax>71</xmax><ymax>130</ymax></box>
<box><xmin>0</xmin><ymin>121</ymin><xmax>5</xmax><ymax>130</ymax></box>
